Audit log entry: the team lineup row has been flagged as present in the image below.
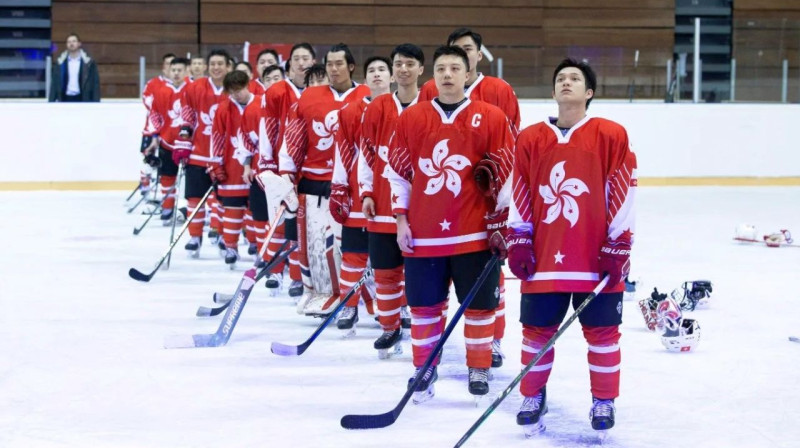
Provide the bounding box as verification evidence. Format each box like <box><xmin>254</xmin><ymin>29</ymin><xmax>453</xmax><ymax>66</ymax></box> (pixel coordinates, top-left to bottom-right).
<box><xmin>135</xmin><ymin>27</ymin><xmax>637</xmax><ymax>439</ymax></box>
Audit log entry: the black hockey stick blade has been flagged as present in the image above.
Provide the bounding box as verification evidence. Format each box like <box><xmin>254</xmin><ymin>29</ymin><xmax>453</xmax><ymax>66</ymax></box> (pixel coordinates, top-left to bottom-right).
<box><xmin>341</xmin><ymin>257</ymin><xmax>499</xmax><ymax>430</ymax></box>
<box><xmin>271</xmin><ymin>270</ymin><xmax>370</xmax><ymax>357</ymax></box>
<box><xmin>196</xmin><ymin>300</ymin><xmax>230</xmax><ymax>317</ymax></box>
<box><xmin>128</xmin><ymin>267</ymin><xmax>155</xmax><ymax>283</ymax></box>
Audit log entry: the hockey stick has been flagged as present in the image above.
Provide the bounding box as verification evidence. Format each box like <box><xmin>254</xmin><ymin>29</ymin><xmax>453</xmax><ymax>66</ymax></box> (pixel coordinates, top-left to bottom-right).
<box><xmin>454</xmin><ymin>275</ymin><xmax>610</xmax><ymax>447</ymax></box>
<box><xmin>125</xmin><ymin>181</ymin><xmax>142</xmax><ymax>202</ymax></box>
<box><xmin>132</xmin><ymin>178</ymin><xmax>180</xmax><ymax>235</ymax></box>
<box><xmin>127</xmin><ymin>173</ymin><xmax>160</xmax><ymax>214</ymax></box>
<box><xmin>789</xmin><ymin>336</ymin><xmax>800</xmax><ymax>343</ymax></box>
<box><xmin>196</xmin><ymin>240</ymin><xmax>294</xmax><ymax>317</ymax></box>
<box><xmin>163</xmin><ymin>205</ymin><xmax>287</xmax><ymax>349</ymax></box>
<box><xmin>128</xmin><ymin>184</ymin><xmax>214</xmax><ymax>282</ymax></box>
<box><xmin>733</xmin><ymin>237</ymin><xmax>799</xmax><ymax>248</ymax></box>
<box><xmin>340</xmin><ymin>256</ymin><xmax>499</xmax><ymax>430</ymax></box>
<box><xmin>165</xmin><ymin>163</ymin><xmax>186</xmax><ymax>270</ymax></box>
<box><xmin>271</xmin><ymin>268</ymin><xmax>372</xmax><ymax>356</ymax></box>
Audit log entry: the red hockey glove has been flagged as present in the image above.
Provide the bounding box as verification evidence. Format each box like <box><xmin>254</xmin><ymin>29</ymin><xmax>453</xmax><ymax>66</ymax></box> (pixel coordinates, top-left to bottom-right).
<box><xmin>207</xmin><ymin>164</ymin><xmax>227</xmax><ymax>183</ymax></box>
<box><xmin>507</xmin><ymin>228</ymin><xmax>535</xmax><ymax>281</ymax></box>
<box><xmin>171</xmin><ymin>148</ymin><xmax>191</xmax><ymax>165</ymax></box>
<box><xmin>599</xmin><ymin>240</ymin><xmax>631</xmax><ymax>286</ymax></box>
<box><xmin>329</xmin><ymin>183</ymin><xmax>351</xmax><ymax>225</ymax></box>
<box><xmin>486</xmin><ymin>209</ymin><xmax>508</xmax><ymax>260</ymax></box>
<box><xmin>474</xmin><ymin>158</ymin><xmax>502</xmax><ymax>203</ymax></box>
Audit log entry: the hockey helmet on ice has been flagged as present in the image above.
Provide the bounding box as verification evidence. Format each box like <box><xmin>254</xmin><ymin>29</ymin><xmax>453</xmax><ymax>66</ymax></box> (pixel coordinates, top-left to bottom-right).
<box><xmin>671</xmin><ymin>280</ymin><xmax>712</xmax><ymax>311</ymax></box>
<box><xmin>660</xmin><ymin>318</ymin><xmax>701</xmax><ymax>352</ymax></box>
<box><xmin>734</xmin><ymin>224</ymin><xmax>757</xmax><ymax>241</ymax></box>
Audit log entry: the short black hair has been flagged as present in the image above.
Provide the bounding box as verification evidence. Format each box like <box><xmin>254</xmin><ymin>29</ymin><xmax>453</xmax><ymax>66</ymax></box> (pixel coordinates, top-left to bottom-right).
<box><xmin>432</xmin><ymin>45</ymin><xmax>470</xmax><ymax>72</ymax></box>
<box><xmin>191</xmin><ymin>55</ymin><xmax>205</xmax><ymax>61</ymax></box>
<box><xmin>290</xmin><ymin>42</ymin><xmax>316</xmax><ymax>60</ymax></box>
<box><xmin>262</xmin><ymin>64</ymin><xmax>285</xmax><ymax>79</ymax></box>
<box><xmin>304</xmin><ymin>63</ymin><xmax>328</xmax><ymax>87</ymax></box>
<box><xmin>363</xmin><ymin>56</ymin><xmax>392</xmax><ymax>77</ymax></box>
<box><xmin>325</xmin><ymin>43</ymin><xmax>356</xmax><ymax>76</ymax></box>
<box><xmin>447</xmin><ymin>27</ymin><xmax>482</xmax><ymax>50</ymax></box>
<box><xmin>170</xmin><ymin>57</ymin><xmax>190</xmax><ymax>67</ymax></box>
<box><xmin>162</xmin><ymin>53</ymin><xmax>176</xmax><ymax>62</ymax></box>
<box><xmin>391</xmin><ymin>43</ymin><xmax>424</xmax><ymax>66</ymax></box>
<box><xmin>206</xmin><ymin>49</ymin><xmax>231</xmax><ymax>66</ymax></box>
<box><xmin>257</xmin><ymin>48</ymin><xmax>279</xmax><ymax>64</ymax></box>
<box><xmin>235</xmin><ymin>61</ymin><xmax>253</xmax><ymax>72</ymax></box>
<box><xmin>224</xmin><ymin>70</ymin><xmax>250</xmax><ymax>91</ymax></box>
<box><xmin>66</xmin><ymin>32</ymin><xmax>81</xmax><ymax>42</ymax></box>
<box><xmin>552</xmin><ymin>58</ymin><xmax>597</xmax><ymax>108</ymax></box>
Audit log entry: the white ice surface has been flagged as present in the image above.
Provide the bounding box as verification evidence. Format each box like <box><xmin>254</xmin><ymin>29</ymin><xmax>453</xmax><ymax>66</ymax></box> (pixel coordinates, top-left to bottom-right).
<box><xmin>1</xmin><ymin>187</ymin><xmax>799</xmax><ymax>448</ymax></box>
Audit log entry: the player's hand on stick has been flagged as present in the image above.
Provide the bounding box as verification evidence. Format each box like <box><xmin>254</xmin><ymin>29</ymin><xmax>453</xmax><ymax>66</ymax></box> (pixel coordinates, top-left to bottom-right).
<box><xmin>486</xmin><ymin>209</ymin><xmax>508</xmax><ymax>260</ymax></box>
<box><xmin>507</xmin><ymin>228</ymin><xmax>535</xmax><ymax>280</ymax></box>
<box><xmin>328</xmin><ymin>184</ymin><xmax>351</xmax><ymax>224</ymax></box>
<box><xmin>598</xmin><ymin>240</ymin><xmax>631</xmax><ymax>286</ymax></box>
<box><xmin>207</xmin><ymin>164</ymin><xmax>227</xmax><ymax>183</ymax></box>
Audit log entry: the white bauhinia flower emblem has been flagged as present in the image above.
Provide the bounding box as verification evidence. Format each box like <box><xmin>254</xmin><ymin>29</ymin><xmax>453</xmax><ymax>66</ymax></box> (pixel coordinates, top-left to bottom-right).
<box><xmin>312</xmin><ymin>110</ymin><xmax>339</xmax><ymax>151</ymax></box>
<box><xmin>201</xmin><ymin>104</ymin><xmax>218</xmax><ymax>136</ymax></box>
<box><xmin>418</xmin><ymin>139</ymin><xmax>471</xmax><ymax>197</ymax></box>
<box><xmin>168</xmin><ymin>99</ymin><xmax>184</xmax><ymax>127</ymax></box>
<box><xmin>539</xmin><ymin>161</ymin><xmax>589</xmax><ymax>227</ymax></box>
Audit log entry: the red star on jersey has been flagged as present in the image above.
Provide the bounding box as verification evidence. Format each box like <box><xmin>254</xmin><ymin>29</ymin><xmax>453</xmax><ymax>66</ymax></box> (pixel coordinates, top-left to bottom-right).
<box><xmin>391</xmin><ymin>193</ymin><xmax>399</xmax><ymax>204</ymax></box>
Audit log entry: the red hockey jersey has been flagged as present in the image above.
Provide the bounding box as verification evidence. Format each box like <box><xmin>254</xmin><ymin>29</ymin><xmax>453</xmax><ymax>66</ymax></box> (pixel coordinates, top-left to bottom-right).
<box><xmin>359</xmin><ymin>92</ymin><xmax>418</xmax><ymax>234</ymax></box>
<box><xmin>388</xmin><ymin>99</ymin><xmax>514</xmax><ymax>258</ymax></box>
<box><xmin>419</xmin><ymin>74</ymin><xmax>520</xmax><ymax>135</ymax></box>
<box><xmin>509</xmin><ymin>116</ymin><xmax>637</xmax><ymax>294</ymax></box>
<box><xmin>332</xmin><ymin>96</ymin><xmax>372</xmax><ymax>228</ymax></box>
<box><xmin>264</xmin><ymin>79</ymin><xmax>303</xmax><ymax>171</ymax></box>
<box><xmin>143</xmin><ymin>81</ymin><xmax>190</xmax><ymax>151</ymax></box>
<box><xmin>142</xmin><ymin>75</ymin><xmax>168</xmax><ymax>111</ymax></box>
<box><xmin>239</xmin><ymin>94</ymin><xmax>275</xmax><ymax>173</ymax></box>
<box><xmin>280</xmin><ymin>83</ymin><xmax>370</xmax><ymax>181</ymax></box>
<box><xmin>211</xmin><ymin>95</ymin><xmax>255</xmax><ymax>197</ymax></box>
<box><xmin>248</xmin><ymin>78</ymin><xmax>267</xmax><ymax>96</ymax></box>
<box><xmin>176</xmin><ymin>77</ymin><xmax>226</xmax><ymax>167</ymax></box>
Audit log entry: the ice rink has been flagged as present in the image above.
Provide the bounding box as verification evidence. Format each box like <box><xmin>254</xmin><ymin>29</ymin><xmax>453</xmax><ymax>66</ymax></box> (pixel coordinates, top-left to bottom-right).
<box><xmin>1</xmin><ymin>186</ymin><xmax>798</xmax><ymax>448</ymax></box>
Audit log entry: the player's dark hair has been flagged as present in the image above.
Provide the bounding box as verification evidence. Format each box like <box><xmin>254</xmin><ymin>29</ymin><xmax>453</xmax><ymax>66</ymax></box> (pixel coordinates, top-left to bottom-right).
<box><xmin>552</xmin><ymin>58</ymin><xmax>597</xmax><ymax>109</ymax></box>
<box><xmin>262</xmin><ymin>64</ymin><xmax>285</xmax><ymax>79</ymax></box>
<box><xmin>206</xmin><ymin>49</ymin><xmax>232</xmax><ymax>66</ymax></box>
<box><xmin>257</xmin><ymin>48</ymin><xmax>280</xmax><ymax>64</ymax></box>
<box><xmin>66</xmin><ymin>32</ymin><xmax>81</xmax><ymax>42</ymax></box>
<box><xmin>223</xmin><ymin>70</ymin><xmax>250</xmax><ymax>92</ymax></box>
<box><xmin>325</xmin><ymin>43</ymin><xmax>356</xmax><ymax>76</ymax></box>
<box><xmin>191</xmin><ymin>55</ymin><xmax>205</xmax><ymax>61</ymax></box>
<box><xmin>363</xmin><ymin>56</ymin><xmax>392</xmax><ymax>77</ymax></box>
<box><xmin>447</xmin><ymin>27</ymin><xmax>482</xmax><ymax>50</ymax></box>
<box><xmin>170</xmin><ymin>57</ymin><xmax>190</xmax><ymax>67</ymax></box>
<box><xmin>290</xmin><ymin>42</ymin><xmax>316</xmax><ymax>60</ymax></box>
<box><xmin>432</xmin><ymin>45</ymin><xmax>470</xmax><ymax>73</ymax></box>
<box><xmin>235</xmin><ymin>61</ymin><xmax>253</xmax><ymax>73</ymax></box>
<box><xmin>162</xmin><ymin>53</ymin><xmax>176</xmax><ymax>62</ymax></box>
<box><xmin>304</xmin><ymin>63</ymin><xmax>328</xmax><ymax>87</ymax></box>
<box><xmin>391</xmin><ymin>43</ymin><xmax>425</xmax><ymax>66</ymax></box>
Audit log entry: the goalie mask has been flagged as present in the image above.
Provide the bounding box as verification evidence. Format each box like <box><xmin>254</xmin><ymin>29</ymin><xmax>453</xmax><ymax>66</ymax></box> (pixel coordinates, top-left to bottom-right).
<box><xmin>661</xmin><ymin>318</ymin><xmax>701</xmax><ymax>352</ymax></box>
<box><xmin>764</xmin><ymin>229</ymin><xmax>793</xmax><ymax>247</ymax></box>
<box><xmin>671</xmin><ymin>280</ymin><xmax>712</xmax><ymax>311</ymax></box>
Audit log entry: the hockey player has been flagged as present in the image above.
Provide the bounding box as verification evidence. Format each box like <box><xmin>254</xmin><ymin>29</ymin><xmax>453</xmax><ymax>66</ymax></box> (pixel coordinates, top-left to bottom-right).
<box><xmin>388</xmin><ymin>46</ymin><xmax>514</xmax><ymax>401</ymax></box>
<box><xmin>421</xmin><ymin>28</ymin><xmax>521</xmax><ymax>369</ymax></box>
<box><xmin>261</xmin><ymin>64</ymin><xmax>285</xmax><ymax>87</ymax></box>
<box><xmin>190</xmin><ymin>55</ymin><xmax>207</xmax><ymax>80</ymax></box>
<box><xmin>208</xmin><ymin>70</ymin><xmax>255</xmax><ymax>267</ymax></box>
<box><xmin>260</xmin><ymin>43</ymin><xmax>316</xmax><ymax>297</ymax></box>
<box><xmin>249</xmin><ymin>48</ymin><xmax>279</xmax><ymax>95</ymax></box>
<box><xmin>280</xmin><ymin>44</ymin><xmax>370</xmax><ymax>316</ymax></box>
<box><xmin>329</xmin><ymin>55</ymin><xmax>392</xmax><ymax>329</ymax></box>
<box><xmin>142</xmin><ymin>57</ymin><xmax>191</xmax><ymax>224</ymax></box>
<box><xmin>359</xmin><ymin>43</ymin><xmax>425</xmax><ymax>357</ymax></box>
<box><xmin>505</xmin><ymin>58</ymin><xmax>636</xmax><ymax>436</ymax></box>
<box><xmin>174</xmin><ymin>49</ymin><xmax>232</xmax><ymax>256</ymax></box>
<box><xmin>235</xmin><ymin>61</ymin><xmax>253</xmax><ymax>80</ymax></box>
<box><xmin>138</xmin><ymin>53</ymin><xmax>176</xmax><ymax>195</ymax></box>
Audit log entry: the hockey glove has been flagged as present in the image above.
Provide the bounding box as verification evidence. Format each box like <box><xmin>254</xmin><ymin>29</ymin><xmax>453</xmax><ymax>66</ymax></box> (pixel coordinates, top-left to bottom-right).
<box><xmin>207</xmin><ymin>164</ymin><xmax>227</xmax><ymax>183</ymax></box>
<box><xmin>486</xmin><ymin>209</ymin><xmax>508</xmax><ymax>260</ymax></box>
<box><xmin>507</xmin><ymin>228</ymin><xmax>535</xmax><ymax>281</ymax></box>
<box><xmin>143</xmin><ymin>153</ymin><xmax>161</xmax><ymax>169</ymax></box>
<box><xmin>329</xmin><ymin>183</ymin><xmax>351</xmax><ymax>225</ymax></box>
<box><xmin>474</xmin><ymin>158</ymin><xmax>502</xmax><ymax>203</ymax></box>
<box><xmin>171</xmin><ymin>144</ymin><xmax>191</xmax><ymax>165</ymax></box>
<box><xmin>599</xmin><ymin>240</ymin><xmax>631</xmax><ymax>286</ymax></box>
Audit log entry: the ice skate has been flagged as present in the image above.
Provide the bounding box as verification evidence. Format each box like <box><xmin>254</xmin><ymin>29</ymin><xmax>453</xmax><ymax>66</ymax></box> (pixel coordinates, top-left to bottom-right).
<box><xmin>265</xmin><ymin>272</ymin><xmax>283</xmax><ymax>295</ymax></box>
<box><xmin>491</xmin><ymin>339</ymin><xmax>505</xmax><ymax>368</ymax></box>
<box><xmin>288</xmin><ymin>280</ymin><xmax>304</xmax><ymax>300</ymax></box>
<box><xmin>468</xmin><ymin>367</ymin><xmax>490</xmax><ymax>405</ymax></box>
<box><xmin>590</xmin><ymin>397</ymin><xmax>615</xmax><ymax>436</ymax></box>
<box><xmin>160</xmin><ymin>208</ymin><xmax>174</xmax><ymax>226</ymax></box>
<box><xmin>184</xmin><ymin>236</ymin><xmax>202</xmax><ymax>258</ymax></box>
<box><xmin>224</xmin><ymin>247</ymin><xmax>239</xmax><ymax>269</ymax></box>
<box><xmin>374</xmin><ymin>328</ymin><xmax>403</xmax><ymax>359</ymax></box>
<box><xmin>407</xmin><ymin>365</ymin><xmax>437</xmax><ymax>404</ymax></box>
<box><xmin>247</xmin><ymin>242</ymin><xmax>257</xmax><ymax>256</ymax></box>
<box><xmin>517</xmin><ymin>387</ymin><xmax>547</xmax><ymax>438</ymax></box>
<box><xmin>336</xmin><ymin>306</ymin><xmax>358</xmax><ymax>337</ymax></box>
<box><xmin>400</xmin><ymin>305</ymin><xmax>411</xmax><ymax>329</ymax></box>
<box><xmin>207</xmin><ymin>229</ymin><xmax>221</xmax><ymax>245</ymax></box>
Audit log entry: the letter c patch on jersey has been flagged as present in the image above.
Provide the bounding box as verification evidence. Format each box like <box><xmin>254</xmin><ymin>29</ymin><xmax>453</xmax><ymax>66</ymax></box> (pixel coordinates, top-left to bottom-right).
<box><xmin>471</xmin><ymin>114</ymin><xmax>482</xmax><ymax>128</ymax></box>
